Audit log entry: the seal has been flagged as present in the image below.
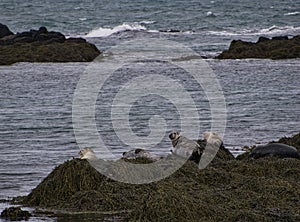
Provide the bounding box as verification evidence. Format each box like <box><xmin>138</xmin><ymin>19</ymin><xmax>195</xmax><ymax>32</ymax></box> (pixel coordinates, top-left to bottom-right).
<box><xmin>122</xmin><ymin>149</ymin><xmax>161</xmax><ymax>161</ymax></box>
<box><xmin>169</xmin><ymin>132</ymin><xmax>203</xmax><ymax>163</ymax></box>
<box><xmin>249</xmin><ymin>143</ymin><xmax>300</xmax><ymax>159</ymax></box>
<box><xmin>78</xmin><ymin>147</ymin><xmax>97</xmax><ymax>160</ymax></box>
<box><xmin>203</xmin><ymin>131</ymin><xmax>223</xmax><ymax>148</ymax></box>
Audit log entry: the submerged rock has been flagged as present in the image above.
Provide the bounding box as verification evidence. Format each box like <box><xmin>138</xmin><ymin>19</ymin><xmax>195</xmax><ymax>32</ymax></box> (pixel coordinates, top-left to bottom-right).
<box><xmin>0</xmin><ymin>25</ymin><xmax>100</xmax><ymax>65</ymax></box>
<box><xmin>1</xmin><ymin>207</ymin><xmax>31</xmax><ymax>221</ymax></box>
<box><xmin>216</xmin><ymin>35</ymin><xmax>300</xmax><ymax>59</ymax></box>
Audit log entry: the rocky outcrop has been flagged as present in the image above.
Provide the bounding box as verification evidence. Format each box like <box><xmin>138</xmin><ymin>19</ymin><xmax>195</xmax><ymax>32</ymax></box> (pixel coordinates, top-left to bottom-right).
<box><xmin>1</xmin><ymin>207</ymin><xmax>31</xmax><ymax>221</ymax></box>
<box><xmin>277</xmin><ymin>132</ymin><xmax>300</xmax><ymax>151</ymax></box>
<box><xmin>0</xmin><ymin>24</ymin><xmax>100</xmax><ymax>65</ymax></box>
<box><xmin>0</xmin><ymin>23</ymin><xmax>14</xmax><ymax>38</ymax></box>
<box><xmin>19</xmin><ymin>133</ymin><xmax>300</xmax><ymax>221</ymax></box>
<box><xmin>20</xmin><ymin>156</ymin><xmax>300</xmax><ymax>221</ymax></box>
<box><xmin>216</xmin><ymin>35</ymin><xmax>300</xmax><ymax>59</ymax></box>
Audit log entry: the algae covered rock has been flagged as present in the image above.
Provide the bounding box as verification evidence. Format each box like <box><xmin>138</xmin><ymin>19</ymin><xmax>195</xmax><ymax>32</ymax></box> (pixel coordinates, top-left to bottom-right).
<box><xmin>0</xmin><ymin>25</ymin><xmax>100</xmax><ymax>65</ymax></box>
<box><xmin>216</xmin><ymin>35</ymin><xmax>300</xmax><ymax>59</ymax></box>
<box><xmin>277</xmin><ymin>132</ymin><xmax>300</xmax><ymax>151</ymax></box>
<box><xmin>23</xmin><ymin>159</ymin><xmax>110</xmax><ymax>208</ymax></box>
<box><xmin>1</xmin><ymin>206</ymin><xmax>31</xmax><ymax>221</ymax></box>
<box><xmin>21</xmin><ymin>152</ymin><xmax>300</xmax><ymax>221</ymax></box>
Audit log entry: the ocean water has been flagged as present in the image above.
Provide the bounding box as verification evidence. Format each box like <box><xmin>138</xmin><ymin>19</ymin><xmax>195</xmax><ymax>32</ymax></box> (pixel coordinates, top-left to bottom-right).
<box><xmin>0</xmin><ymin>0</ymin><xmax>300</xmax><ymax>221</ymax></box>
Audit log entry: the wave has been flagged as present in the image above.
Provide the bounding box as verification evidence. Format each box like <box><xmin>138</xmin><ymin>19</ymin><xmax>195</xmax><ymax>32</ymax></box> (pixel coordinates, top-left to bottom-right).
<box><xmin>208</xmin><ymin>25</ymin><xmax>300</xmax><ymax>36</ymax></box>
<box><xmin>83</xmin><ymin>21</ymin><xmax>196</xmax><ymax>38</ymax></box>
<box><xmin>84</xmin><ymin>22</ymin><xmax>149</xmax><ymax>37</ymax></box>
<box><xmin>284</xmin><ymin>11</ymin><xmax>300</xmax><ymax>16</ymax></box>
<box><xmin>84</xmin><ymin>23</ymin><xmax>300</xmax><ymax>38</ymax></box>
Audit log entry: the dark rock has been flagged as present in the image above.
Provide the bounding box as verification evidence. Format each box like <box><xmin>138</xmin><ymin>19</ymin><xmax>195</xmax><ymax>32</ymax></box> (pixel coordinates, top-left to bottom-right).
<box><xmin>292</xmin><ymin>35</ymin><xmax>300</xmax><ymax>41</ymax></box>
<box><xmin>66</xmin><ymin>37</ymin><xmax>87</xmax><ymax>43</ymax></box>
<box><xmin>0</xmin><ymin>25</ymin><xmax>100</xmax><ymax>65</ymax></box>
<box><xmin>38</xmin><ymin>26</ymin><xmax>48</xmax><ymax>34</ymax></box>
<box><xmin>257</xmin><ymin>36</ymin><xmax>269</xmax><ymax>43</ymax></box>
<box><xmin>1</xmin><ymin>207</ymin><xmax>31</xmax><ymax>220</ymax></box>
<box><xmin>216</xmin><ymin>35</ymin><xmax>300</xmax><ymax>59</ymax></box>
<box><xmin>277</xmin><ymin>132</ymin><xmax>300</xmax><ymax>151</ymax></box>
<box><xmin>272</xmin><ymin>36</ymin><xmax>288</xmax><ymax>41</ymax></box>
<box><xmin>10</xmin><ymin>28</ymin><xmax>65</xmax><ymax>44</ymax></box>
<box><xmin>20</xmin><ymin>152</ymin><xmax>300</xmax><ymax>221</ymax></box>
<box><xmin>159</xmin><ymin>29</ymin><xmax>182</xmax><ymax>33</ymax></box>
<box><xmin>0</xmin><ymin>23</ymin><xmax>14</xmax><ymax>38</ymax></box>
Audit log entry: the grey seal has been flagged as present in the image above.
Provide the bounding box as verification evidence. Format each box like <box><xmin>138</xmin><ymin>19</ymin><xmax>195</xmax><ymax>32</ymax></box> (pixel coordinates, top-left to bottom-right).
<box><xmin>169</xmin><ymin>132</ymin><xmax>203</xmax><ymax>163</ymax></box>
<box><xmin>249</xmin><ymin>143</ymin><xmax>300</xmax><ymax>159</ymax></box>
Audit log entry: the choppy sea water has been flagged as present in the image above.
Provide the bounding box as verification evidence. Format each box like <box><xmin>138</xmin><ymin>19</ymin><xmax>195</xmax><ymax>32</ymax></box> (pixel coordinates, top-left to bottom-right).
<box><xmin>0</xmin><ymin>0</ymin><xmax>300</xmax><ymax>221</ymax></box>
<box><xmin>1</xmin><ymin>0</ymin><xmax>300</xmax><ymax>37</ymax></box>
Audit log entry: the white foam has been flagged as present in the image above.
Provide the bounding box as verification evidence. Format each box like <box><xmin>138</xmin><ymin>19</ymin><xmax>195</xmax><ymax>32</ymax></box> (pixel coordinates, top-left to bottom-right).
<box><xmin>206</xmin><ymin>11</ymin><xmax>216</xmax><ymax>17</ymax></box>
<box><xmin>137</xmin><ymin>20</ymin><xmax>156</xmax><ymax>25</ymax></box>
<box><xmin>284</xmin><ymin>11</ymin><xmax>300</xmax><ymax>16</ymax></box>
<box><xmin>208</xmin><ymin>25</ymin><xmax>300</xmax><ymax>36</ymax></box>
<box><xmin>85</xmin><ymin>23</ymin><xmax>147</xmax><ymax>38</ymax></box>
<box><xmin>257</xmin><ymin>25</ymin><xmax>300</xmax><ymax>35</ymax></box>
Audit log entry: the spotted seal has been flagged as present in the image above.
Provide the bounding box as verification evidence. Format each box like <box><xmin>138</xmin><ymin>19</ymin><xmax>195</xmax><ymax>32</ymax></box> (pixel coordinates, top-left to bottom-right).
<box><xmin>169</xmin><ymin>132</ymin><xmax>203</xmax><ymax>163</ymax></box>
<box><xmin>203</xmin><ymin>132</ymin><xmax>223</xmax><ymax>148</ymax></box>
<box><xmin>78</xmin><ymin>147</ymin><xmax>97</xmax><ymax>160</ymax></box>
<box><xmin>249</xmin><ymin>143</ymin><xmax>300</xmax><ymax>159</ymax></box>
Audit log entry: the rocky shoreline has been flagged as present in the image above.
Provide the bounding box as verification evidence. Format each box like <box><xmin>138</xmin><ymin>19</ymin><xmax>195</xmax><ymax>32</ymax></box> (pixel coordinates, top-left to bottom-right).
<box><xmin>216</xmin><ymin>35</ymin><xmax>300</xmax><ymax>60</ymax></box>
<box><xmin>2</xmin><ymin>132</ymin><xmax>299</xmax><ymax>221</ymax></box>
<box><xmin>0</xmin><ymin>24</ymin><xmax>100</xmax><ymax>65</ymax></box>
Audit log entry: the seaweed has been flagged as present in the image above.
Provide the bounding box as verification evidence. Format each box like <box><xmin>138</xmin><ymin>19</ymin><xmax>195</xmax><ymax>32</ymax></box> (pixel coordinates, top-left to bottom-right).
<box><xmin>19</xmin><ymin>133</ymin><xmax>300</xmax><ymax>221</ymax></box>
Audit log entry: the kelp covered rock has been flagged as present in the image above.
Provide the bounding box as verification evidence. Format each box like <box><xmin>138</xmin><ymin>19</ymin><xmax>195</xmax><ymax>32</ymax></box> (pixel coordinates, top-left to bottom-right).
<box><xmin>22</xmin><ymin>151</ymin><xmax>300</xmax><ymax>221</ymax></box>
<box><xmin>0</xmin><ymin>25</ymin><xmax>100</xmax><ymax>65</ymax></box>
<box><xmin>216</xmin><ymin>35</ymin><xmax>300</xmax><ymax>59</ymax></box>
<box><xmin>277</xmin><ymin>132</ymin><xmax>300</xmax><ymax>151</ymax></box>
<box><xmin>1</xmin><ymin>207</ymin><xmax>31</xmax><ymax>221</ymax></box>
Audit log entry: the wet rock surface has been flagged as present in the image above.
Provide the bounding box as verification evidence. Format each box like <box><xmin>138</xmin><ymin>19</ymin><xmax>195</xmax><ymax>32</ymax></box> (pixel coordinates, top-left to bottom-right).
<box><xmin>1</xmin><ymin>206</ymin><xmax>31</xmax><ymax>221</ymax></box>
<box><xmin>19</xmin><ymin>133</ymin><xmax>300</xmax><ymax>221</ymax></box>
<box><xmin>216</xmin><ymin>35</ymin><xmax>300</xmax><ymax>59</ymax></box>
<box><xmin>0</xmin><ymin>24</ymin><xmax>100</xmax><ymax>65</ymax></box>
<box><xmin>0</xmin><ymin>23</ymin><xmax>14</xmax><ymax>39</ymax></box>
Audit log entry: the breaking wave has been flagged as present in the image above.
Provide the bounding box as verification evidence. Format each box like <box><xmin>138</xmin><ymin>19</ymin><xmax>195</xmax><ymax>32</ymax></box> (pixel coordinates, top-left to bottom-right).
<box><xmin>84</xmin><ymin>22</ymin><xmax>149</xmax><ymax>37</ymax></box>
<box><xmin>207</xmin><ymin>25</ymin><xmax>300</xmax><ymax>36</ymax></box>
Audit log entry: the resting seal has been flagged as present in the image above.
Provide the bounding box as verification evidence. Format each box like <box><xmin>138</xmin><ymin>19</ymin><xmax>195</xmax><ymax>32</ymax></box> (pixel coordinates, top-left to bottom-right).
<box><xmin>203</xmin><ymin>131</ymin><xmax>223</xmax><ymax>148</ymax></box>
<box><xmin>78</xmin><ymin>148</ymin><xmax>97</xmax><ymax>160</ymax></box>
<box><xmin>249</xmin><ymin>143</ymin><xmax>300</xmax><ymax>159</ymax></box>
<box><xmin>122</xmin><ymin>149</ymin><xmax>161</xmax><ymax>161</ymax></box>
<box><xmin>169</xmin><ymin>132</ymin><xmax>203</xmax><ymax>163</ymax></box>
